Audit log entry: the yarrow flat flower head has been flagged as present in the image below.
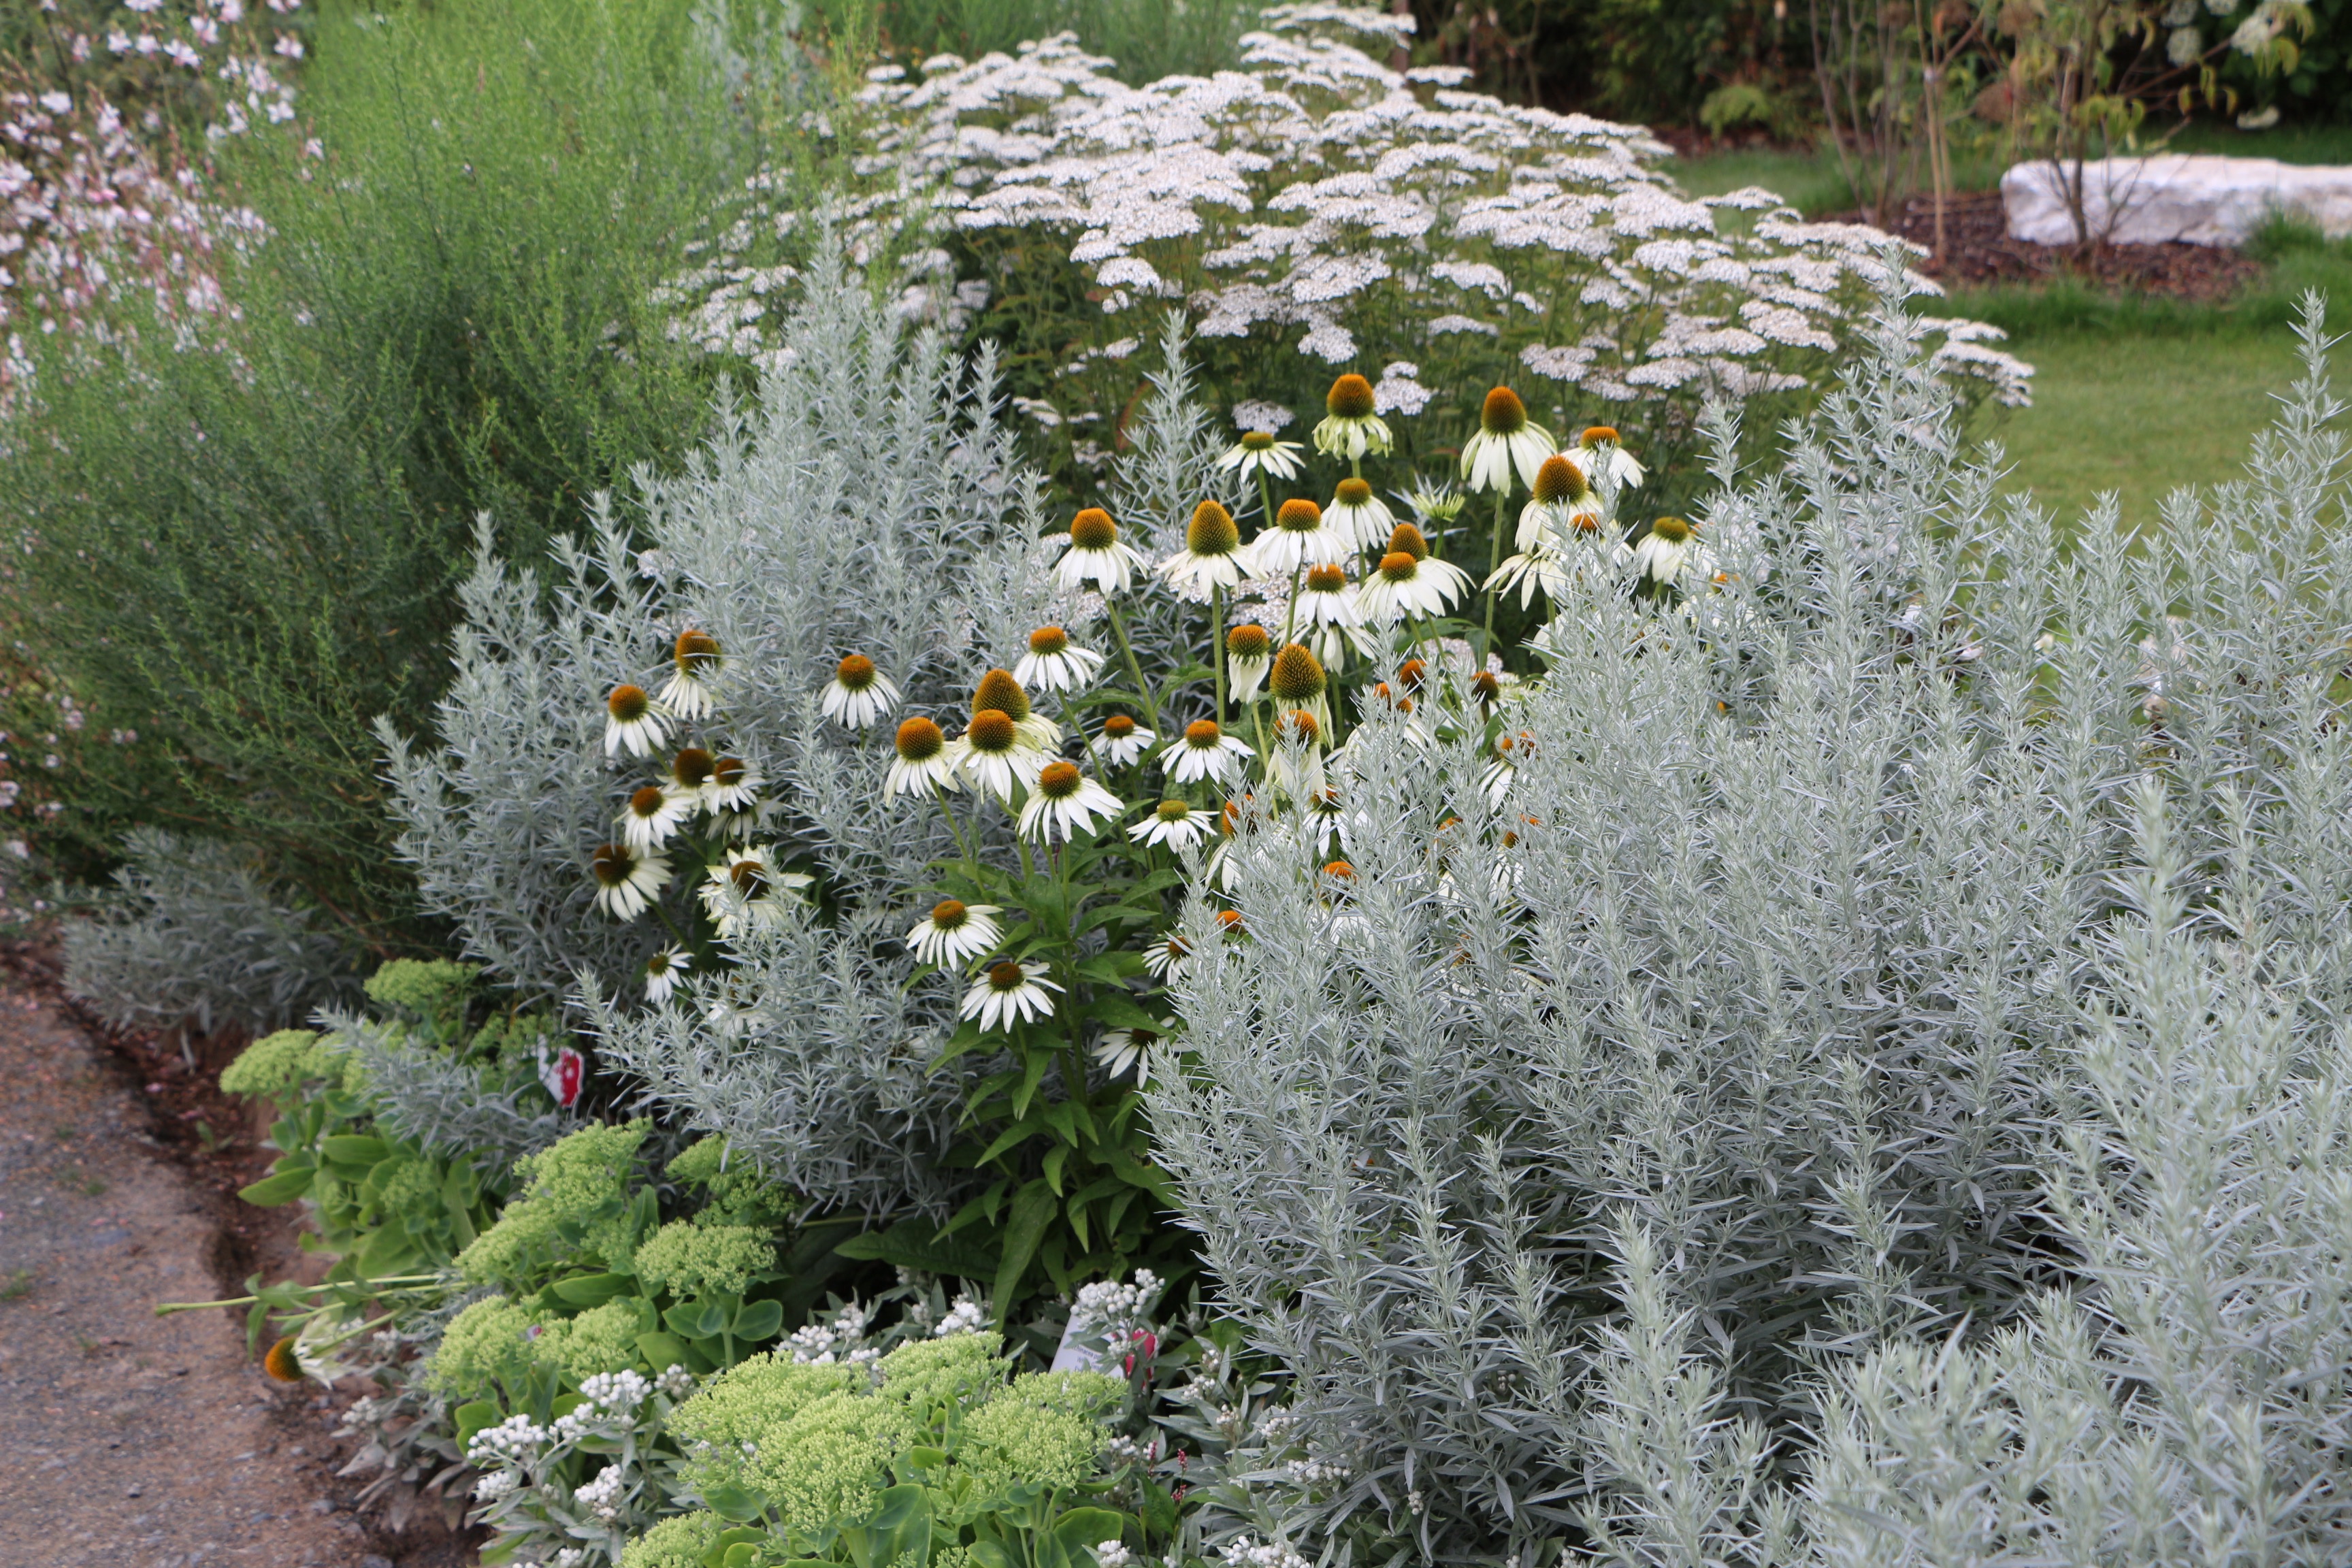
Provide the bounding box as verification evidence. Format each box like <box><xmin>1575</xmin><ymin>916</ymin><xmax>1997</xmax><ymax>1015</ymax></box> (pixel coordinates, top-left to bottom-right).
<box><xmin>1055</xmin><ymin>507</ymin><xmax>1146</xmax><ymax>593</ymax></box>
<box><xmin>619</xmin><ymin>783</ymin><xmax>691</xmax><ymax>855</ymax></box>
<box><xmin>644</xmin><ymin>945</ymin><xmax>691</xmax><ymax>1004</ymax></box>
<box><xmin>1096</xmin><ymin>713</ymin><xmax>1156</xmax><ymax>768</ymax></box>
<box><xmin>1130</xmin><ymin>797</ymin><xmax>1214</xmax><ymax>850</ymax></box>
<box><xmin>886</xmin><ymin>716</ymin><xmax>961</xmax><ymax>799</ymax></box>
<box><xmin>1460</xmin><ymin>387</ymin><xmax>1557</xmax><ymax>494</ymax></box>
<box><xmin>1018</xmin><ymin>759</ymin><xmax>1124</xmax><ymax>842</ymax></box>
<box><xmin>1216</xmin><ymin>429</ymin><xmax>1306</xmax><ymax>483</ymax></box>
<box><xmin>1574</xmin><ymin>424</ymin><xmax>1645</xmax><ymax>488</ymax></box>
<box><xmin>1164</xmin><ymin>717</ymin><xmax>1255</xmax><ymax>785</ymax></box>
<box><xmin>951</xmin><ymin>708</ymin><xmax>1045</xmax><ymax>801</ymax></box>
<box><xmin>821</xmin><ymin>654</ymin><xmax>902</xmax><ymax>730</ymax></box>
<box><xmin>961</xmin><ymin>959</ymin><xmax>1062</xmax><ymax>1032</ymax></box>
<box><xmin>1253</xmin><ymin>497</ymin><xmax>1348</xmax><ymax>574</ymax></box>
<box><xmin>604</xmin><ymin>683</ymin><xmax>668</xmax><ymax>758</ymax></box>
<box><xmin>1015</xmin><ymin>625</ymin><xmax>1107</xmax><ymax>694</ymax></box>
<box><xmin>659</xmin><ymin>630</ymin><xmax>722</xmax><ymax>719</ymax></box>
<box><xmin>1226</xmin><ymin>623</ymin><xmax>1273</xmax><ymax>702</ymax></box>
<box><xmin>907</xmin><ymin>898</ymin><xmax>1003</xmax><ymax>968</ymax></box>
<box><xmin>591</xmin><ymin>841</ymin><xmax>670</xmax><ymax>920</ymax></box>
<box><xmin>1326</xmin><ymin>477</ymin><xmax>1394</xmax><ymax>552</ymax></box>
<box><xmin>1313</xmin><ymin>374</ymin><xmax>1393</xmax><ymax>461</ymax></box>
<box><xmin>1161</xmin><ymin>500</ymin><xmax>1250</xmax><ymax>600</ymax></box>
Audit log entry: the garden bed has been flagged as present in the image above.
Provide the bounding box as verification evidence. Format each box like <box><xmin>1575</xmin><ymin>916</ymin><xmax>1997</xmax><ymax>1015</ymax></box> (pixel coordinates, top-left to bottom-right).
<box><xmin>1864</xmin><ymin>189</ymin><xmax>2268</xmax><ymax>299</ymax></box>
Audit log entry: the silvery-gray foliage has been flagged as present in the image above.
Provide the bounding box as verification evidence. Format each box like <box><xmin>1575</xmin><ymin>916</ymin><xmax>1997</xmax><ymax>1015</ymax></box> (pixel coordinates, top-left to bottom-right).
<box><xmin>318</xmin><ymin>1009</ymin><xmax>578</xmax><ymax>1177</ymax></box>
<box><xmin>382</xmin><ymin>253</ymin><xmax>1118</xmax><ymax>1211</ymax></box>
<box><xmin>62</xmin><ymin>828</ymin><xmax>360</xmax><ymax>1035</ymax></box>
<box><xmin>1148</xmin><ymin>289</ymin><xmax>2352</xmax><ymax>1564</ymax></box>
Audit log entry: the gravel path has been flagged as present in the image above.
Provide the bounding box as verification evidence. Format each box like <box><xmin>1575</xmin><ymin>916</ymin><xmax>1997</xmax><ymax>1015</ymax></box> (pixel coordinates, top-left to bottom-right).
<box><xmin>0</xmin><ymin>972</ymin><xmax>426</xmax><ymax>1567</ymax></box>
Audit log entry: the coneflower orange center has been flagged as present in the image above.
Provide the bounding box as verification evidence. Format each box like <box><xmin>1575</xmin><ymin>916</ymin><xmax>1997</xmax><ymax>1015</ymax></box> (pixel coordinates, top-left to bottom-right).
<box><xmin>965</xmin><ymin>710</ymin><xmax>1017</xmax><ymax>751</ymax></box>
<box><xmin>1471</xmin><ymin>670</ymin><xmax>1501</xmax><ymax>702</ymax></box>
<box><xmin>1217</xmin><ymin>908</ymin><xmax>1245</xmax><ymax>931</ymax></box>
<box><xmin>629</xmin><ymin>785</ymin><xmax>666</xmax><ymax>817</ymax></box>
<box><xmin>1650</xmin><ymin>515</ymin><xmax>1693</xmax><ymax>542</ymax></box>
<box><xmin>1269</xmin><ymin>644</ymin><xmax>1326</xmax><ymax>702</ymax></box>
<box><xmin>1037</xmin><ymin>761</ymin><xmax>1081</xmax><ymax>797</ymax></box>
<box><xmin>1276</xmin><ymin>497</ymin><xmax>1322</xmax><ymax>534</ymax></box>
<box><xmin>1069</xmin><ymin>508</ymin><xmax>1117</xmax><ymax>550</ymax></box>
<box><xmin>1227</xmin><ymin>624</ymin><xmax>1270</xmax><ymax>657</ymax></box>
<box><xmin>672</xmin><ymin>747</ymin><xmax>715</xmax><ymax>788</ymax></box>
<box><xmin>1335</xmin><ymin>477</ymin><xmax>1373</xmax><ymax>506</ymax></box>
<box><xmin>1187</xmin><ymin>500</ymin><xmax>1239</xmax><ymax>555</ymax></box>
<box><xmin>1398</xmin><ymin>658</ymin><xmax>1428</xmax><ymax>691</ymax></box>
<box><xmin>931</xmin><ymin>898</ymin><xmax>968</xmax><ymax>928</ymax></box>
<box><xmin>713</xmin><ymin>756</ymin><xmax>749</xmax><ymax>788</ymax></box>
<box><xmin>1326</xmin><ymin>373</ymin><xmax>1375</xmax><ymax>420</ymax></box>
<box><xmin>1324</xmin><ymin>860</ymin><xmax>1355</xmax><ymax>879</ymax></box>
<box><xmin>591</xmin><ymin>843</ymin><xmax>634</xmax><ymax>886</ymax></box>
<box><xmin>263</xmin><ymin>1336</ymin><xmax>304</xmax><ymax>1383</ymax></box>
<box><xmin>1241</xmin><ymin>430</ymin><xmax>1276</xmax><ymax>451</ymax></box>
<box><xmin>1387</xmin><ymin>523</ymin><xmax>1429</xmax><ymax>560</ymax></box>
<box><xmin>896</xmin><ymin>717</ymin><xmax>944</xmax><ymax>761</ymax></box>
<box><xmin>1481</xmin><ymin>387</ymin><xmax>1527</xmax><ymax>434</ymax></box>
<box><xmin>730</xmin><ymin>859</ymin><xmax>770</xmax><ymax>899</ymax></box>
<box><xmin>836</xmin><ymin>653</ymin><xmax>877</xmax><ymax>690</ymax></box>
<box><xmin>1305</xmin><ymin>564</ymin><xmax>1347</xmax><ymax>593</ymax></box>
<box><xmin>1184</xmin><ymin>719</ymin><xmax>1223</xmax><ymax>748</ymax></box>
<box><xmin>1582</xmin><ymin>425</ymin><xmax>1620</xmax><ymax>446</ymax></box>
<box><xmin>1378</xmin><ymin>551</ymin><xmax>1417</xmax><ymax>581</ymax></box>
<box><xmin>1155</xmin><ymin>798</ymin><xmax>1192</xmax><ymax>822</ymax></box>
<box><xmin>1281</xmin><ymin>709</ymin><xmax>1320</xmax><ymax>744</ymax></box>
<box><xmin>608</xmin><ymin>684</ymin><xmax>650</xmax><ymax>721</ymax></box>
<box><xmin>1103</xmin><ymin>714</ymin><xmax>1136</xmax><ymax>739</ymax></box>
<box><xmin>1028</xmin><ymin>626</ymin><xmax>1068</xmax><ymax>656</ymax></box>
<box><xmin>987</xmin><ymin>961</ymin><xmax>1025</xmax><ymax>990</ymax></box>
<box><xmin>973</xmin><ymin>669</ymin><xmax>1031</xmax><ymax>722</ymax></box>
<box><xmin>1533</xmin><ymin>455</ymin><xmax>1588</xmax><ymax>504</ymax></box>
<box><xmin>676</xmin><ymin>629</ymin><xmax>720</xmax><ymax>670</ymax></box>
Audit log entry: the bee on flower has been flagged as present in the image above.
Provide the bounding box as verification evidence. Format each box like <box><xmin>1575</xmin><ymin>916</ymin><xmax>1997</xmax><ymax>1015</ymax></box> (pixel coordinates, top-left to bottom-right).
<box><xmin>589</xmin><ymin>841</ymin><xmax>670</xmax><ymax>920</ymax></box>
<box><xmin>961</xmin><ymin>960</ymin><xmax>1062</xmax><ymax>1032</ymax></box>
<box><xmin>821</xmin><ymin>655</ymin><xmax>902</xmax><ymax>730</ymax></box>
<box><xmin>1160</xmin><ymin>500</ymin><xmax>1251</xmax><ymax>600</ymax></box>
<box><xmin>1459</xmin><ymin>387</ymin><xmax>1556</xmax><ymax>495</ymax></box>
<box><xmin>1129</xmin><ymin>797</ymin><xmax>1215</xmax><ymax>851</ymax></box>
<box><xmin>1054</xmin><ymin>507</ymin><xmax>1147</xmax><ymax>593</ymax></box>
<box><xmin>1162</xmin><ymin>718</ymin><xmax>1254</xmax><ymax>786</ymax></box>
<box><xmin>659</xmin><ymin>630</ymin><xmax>722</xmax><ymax>719</ymax></box>
<box><xmin>1216</xmin><ymin>429</ymin><xmax>1307</xmax><ymax>484</ymax></box>
<box><xmin>1325</xmin><ymin>477</ymin><xmax>1395</xmax><ymax>553</ymax></box>
<box><xmin>1357</xmin><ymin>526</ymin><xmax>1471</xmax><ymax>625</ymax></box>
<box><xmin>1571</xmin><ymin>425</ymin><xmax>1644</xmax><ymax>489</ymax></box>
<box><xmin>885</xmin><ymin>717</ymin><xmax>961</xmax><ymax>799</ymax></box>
<box><xmin>643</xmin><ymin>947</ymin><xmax>691</xmax><ymax>1004</ymax></box>
<box><xmin>618</xmin><ymin>783</ymin><xmax>693</xmax><ymax>854</ymax></box>
<box><xmin>700</xmin><ymin>845</ymin><xmax>811</xmax><ymax>938</ymax></box>
<box><xmin>1252</xmin><ymin>497</ymin><xmax>1350</xmax><ymax>575</ymax></box>
<box><xmin>1313</xmin><ymin>374</ymin><xmax>1393</xmax><ymax>462</ymax></box>
<box><xmin>1014</xmin><ymin>626</ymin><xmax>1107</xmax><ymax>694</ymax></box>
<box><xmin>1226</xmin><ymin>623</ymin><xmax>1273</xmax><ymax>702</ymax></box>
<box><xmin>1095</xmin><ymin>714</ymin><xmax>1156</xmax><ymax>768</ymax></box>
<box><xmin>906</xmin><ymin>898</ymin><xmax>1002</xmax><ymax>968</ymax></box>
<box><xmin>604</xmin><ymin>684</ymin><xmax>669</xmax><ymax>758</ymax></box>
<box><xmin>1018</xmin><ymin>760</ymin><xmax>1124</xmax><ymax>843</ymax></box>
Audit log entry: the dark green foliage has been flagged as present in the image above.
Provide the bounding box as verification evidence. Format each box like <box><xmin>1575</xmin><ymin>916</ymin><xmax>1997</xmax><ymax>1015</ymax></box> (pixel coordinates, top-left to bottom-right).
<box><xmin>1407</xmin><ymin>0</ymin><xmax>1808</xmax><ymax>126</ymax></box>
<box><xmin>852</xmin><ymin>0</ymin><xmax>1255</xmax><ymax>82</ymax></box>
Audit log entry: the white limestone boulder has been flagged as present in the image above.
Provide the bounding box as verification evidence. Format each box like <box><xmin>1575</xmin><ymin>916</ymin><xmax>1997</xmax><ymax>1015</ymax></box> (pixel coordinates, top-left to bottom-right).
<box><xmin>2002</xmin><ymin>154</ymin><xmax>2352</xmax><ymax>247</ymax></box>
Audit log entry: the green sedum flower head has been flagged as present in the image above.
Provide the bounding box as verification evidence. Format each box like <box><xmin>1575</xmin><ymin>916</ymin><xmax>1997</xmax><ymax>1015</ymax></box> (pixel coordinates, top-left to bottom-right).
<box><xmin>632</xmin><ymin>1219</ymin><xmax>774</xmax><ymax>1301</ymax></box>
<box><xmin>457</xmin><ymin>1120</ymin><xmax>649</xmax><ymax>1287</ymax></box>
<box><xmin>220</xmin><ymin>1028</ymin><xmax>345</xmax><ymax>1098</ymax></box>
<box><xmin>426</xmin><ymin>1294</ymin><xmax>539</xmax><ymax>1399</ymax></box>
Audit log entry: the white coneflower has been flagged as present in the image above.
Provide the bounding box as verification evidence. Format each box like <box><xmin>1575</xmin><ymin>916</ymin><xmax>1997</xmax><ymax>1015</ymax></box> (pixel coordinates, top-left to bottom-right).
<box><xmin>1269</xmin><ymin>710</ymin><xmax>1326</xmax><ymax>796</ymax></box>
<box><xmin>1095</xmin><ymin>714</ymin><xmax>1156</xmax><ymax>768</ymax></box>
<box><xmin>1630</xmin><ymin>516</ymin><xmax>1700</xmax><ymax>589</ymax></box>
<box><xmin>1481</xmin><ymin>730</ymin><xmax>1536</xmax><ymax>806</ymax></box>
<box><xmin>1459</xmin><ymin>387</ymin><xmax>1556</xmax><ymax>495</ymax></box>
<box><xmin>1325</xmin><ymin>477</ymin><xmax>1395</xmax><ymax>553</ymax></box>
<box><xmin>1215</xmin><ymin>429</ymin><xmax>1306</xmax><ymax>483</ymax></box>
<box><xmin>1572</xmin><ymin>424</ymin><xmax>1645</xmax><ymax>488</ymax></box>
<box><xmin>1251</xmin><ymin>497</ymin><xmax>1349</xmax><ymax>575</ymax></box>
<box><xmin>704</xmin><ymin>755</ymin><xmax>764</xmax><ymax>815</ymax></box>
<box><xmin>1141</xmin><ymin>933</ymin><xmax>1191</xmax><ymax>981</ymax></box>
<box><xmin>960</xmin><ymin>960</ymin><xmax>1062</xmax><ymax>1032</ymax></box>
<box><xmin>699</xmin><ymin>845</ymin><xmax>811</xmax><ymax>937</ymax></box>
<box><xmin>604</xmin><ymin>684</ymin><xmax>668</xmax><ymax>758</ymax></box>
<box><xmin>1054</xmin><ymin>507</ymin><xmax>1146</xmax><ymax>593</ymax></box>
<box><xmin>589</xmin><ymin>842</ymin><xmax>668</xmax><ymax>920</ymax></box>
<box><xmin>1484</xmin><ymin>546</ymin><xmax>1569</xmax><ymax>612</ymax></box>
<box><xmin>1267</xmin><ymin>643</ymin><xmax>1332</xmax><ymax>737</ymax></box>
<box><xmin>644</xmin><ymin>947</ymin><xmax>691</xmax><ymax>1004</ymax></box>
<box><xmin>1516</xmin><ymin>454</ymin><xmax>1601</xmax><ymax>551</ymax></box>
<box><xmin>821</xmin><ymin>654</ymin><xmax>902</xmax><ymax>731</ymax></box>
<box><xmin>1312</xmin><ymin>373</ymin><xmax>1393</xmax><ymax>461</ymax></box>
<box><xmin>1226</xmin><ymin>623</ymin><xmax>1273</xmax><ymax>702</ymax></box>
<box><xmin>1014</xmin><ymin>626</ymin><xmax>1107</xmax><ymax>694</ymax></box>
<box><xmin>1128</xmin><ymin>797</ymin><xmax>1214</xmax><ymax>850</ymax></box>
<box><xmin>906</xmin><ymin>898</ymin><xmax>1002</xmax><ymax>968</ymax></box>
<box><xmin>666</xmin><ymin>745</ymin><xmax>717</xmax><ymax>806</ymax></box>
<box><xmin>1406</xmin><ymin>482</ymin><xmax>1467</xmax><ymax>527</ymax></box>
<box><xmin>618</xmin><ymin>783</ymin><xmax>692</xmax><ymax>855</ymax></box>
<box><xmin>1295</xmin><ymin>564</ymin><xmax>1367</xmax><ymax>664</ymax></box>
<box><xmin>1160</xmin><ymin>500</ymin><xmax>1250</xmax><ymax>600</ymax></box>
<box><xmin>1094</xmin><ymin>1019</ymin><xmax>1176</xmax><ymax>1083</ymax></box>
<box><xmin>950</xmin><ymin>708</ymin><xmax>1045</xmax><ymax>801</ymax></box>
<box><xmin>1357</xmin><ymin>537</ymin><xmax>1471</xmax><ymax>625</ymax></box>
<box><xmin>1162</xmin><ymin>718</ymin><xmax>1253</xmax><ymax>785</ymax></box>
<box><xmin>884</xmin><ymin>717</ymin><xmax>960</xmax><ymax>800</ymax></box>
<box><xmin>972</xmin><ymin>668</ymin><xmax>1059</xmax><ymax>751</ymax></box>
<box><xmin>658</xmin><ymin>630</ymin><xmax>723</xmax><ymax>720</ymax></box>
<box><xmin>1018</xmin><ymin>760</ymin><xmax>1124</xmax><ymax>843</ymax></box>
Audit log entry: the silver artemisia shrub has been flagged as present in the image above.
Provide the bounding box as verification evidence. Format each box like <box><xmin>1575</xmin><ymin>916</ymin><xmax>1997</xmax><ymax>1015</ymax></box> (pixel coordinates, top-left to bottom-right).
<box><xmin>381</xmin><ymin>252</ymin><xmax>1091</xmax><ymax>1217</ymax></box>
<box><xmin>1147</xmin><ymin>293</ymin><xmax>2352</xmax><ymax>1563</ymax></box>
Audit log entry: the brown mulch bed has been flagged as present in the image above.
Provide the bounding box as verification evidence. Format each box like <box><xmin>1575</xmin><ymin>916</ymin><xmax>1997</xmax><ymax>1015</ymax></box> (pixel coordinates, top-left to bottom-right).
<box><xmin>1863</xmin><ymin>189</ymin><xmax>2267</xmax><ymax>300</ymax></box>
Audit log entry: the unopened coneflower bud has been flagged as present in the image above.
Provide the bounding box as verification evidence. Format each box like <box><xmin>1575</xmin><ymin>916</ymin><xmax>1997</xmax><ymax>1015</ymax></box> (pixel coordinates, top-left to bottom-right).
<box><xmin>1335</xmin><ymin>477</ymin><xmax>1373</xmax><ymax>506</ymax></box>
<box><xmin>672</xmin><ymin>747</ymin><xmax>714</xmax><ymax>789</ymax></box>
<box><xmin>1582</xmin><ymin>425</ymin><xmax>1620</xmax><ymax>445</ymax></box>
<box><xmin>973</xmin><ymin>668</ymin><xmax>1032</xmax><ymax>723</ymax></box>
<box><xmin>1480</xmin><ymin>387</ymin><xmax>1528</xmax><ymax>434</ymax></box>
<box><xmin>1533</xmin><ymin>455</ymin><xmax>1588</xmax><ymax>504</ymax></box>
<box><xmin>1036</xmin><ymin>760</ymin><xmax>1082</xmax><ymax>798</ymax></box>
<box><xmin>608</xmin><ymin>684</ymin><xmax>650</xmax><ymax>721</ymax></box>
<box><xmin>263</xmin><ymin>1335</ymin><xmax>304</xmax><ymax>1382</ymax></box>
<box><xmin>1386</xmin><ymin>523</ymin><xmax>1429</xmax><ymax>561</ymax></box>
<box><xmin>1187</xmin><ymin>500</ymin><xmax>1240</xmax><ymax>556</ymax></box>
<box><xmin>1269</xmin><ymin>644</ymin><xmax>1326</xmax><ymax>703</ymax></box>
<box><xmin>836</xmin><ymin>653</ymin><xmax>879</xmax><ymax>691</ymax></box>
<box><xmin>1070</xmin><ymin>508</ymin><xmax>1117</xmax><ymax>550</ymax></box>
<box><xmin>1305</xmin><ymin>564</ymin><xmax>1347</xmax><ymax>593</ymax></box>
<box><xmin>895</xmin><ymin>717</ymin><xmax>945</xmax><ymax>762</ymax></box>
<box><xmin>1029</xmin><ymin>626</ymin><xmax>1070</xmax><ymax>656</ymax></box>
<box><xmin>675</xmin><ymin>629</ymin><xmax>720</xmax><ymax>671</ymax></box>
<box><xmin>965</xmin><ymin>710</ymin><xmax>1017</xmax><ymax>751</ymax></box>
<box><xmin>1326</xmin><ymin>374</ymin><xmax>1375</xmax><ymax>420</ymax></box>
<box><xmin>1227</xmin><ymin>623</ymin><xmax>1271</xmax><ymax>657</ymax></box>
<box><xmin>1276</xmin><ymin>497</ymin><xmax>1323</xmax><ymax>534</ymax></box>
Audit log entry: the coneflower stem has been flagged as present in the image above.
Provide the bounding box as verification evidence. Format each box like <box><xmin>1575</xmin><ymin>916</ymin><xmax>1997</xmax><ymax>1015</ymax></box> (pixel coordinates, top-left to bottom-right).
<box><xmin>1209</xmin><ymin>586</ymin><xmax>1227</xmax><ymax>730</ymax></box>
<box><xmin>932</xmin><ymin>781</ymin><xmax>978</xmax><ymax>875</ymax></box>
<box><xmin>1482</xmin><ymin>486</ymin><xmax>1510</xmax><ymax>655</ymax></box>
<box><xmin>1105</xmin><ymin>597</ymin><xmax>1161</xmax><ymax>736</ymax></box>
<box><xmin>1281</xmin><ymin>564</ymin><xmax>1303</xmax><ymax>647</ymax></box>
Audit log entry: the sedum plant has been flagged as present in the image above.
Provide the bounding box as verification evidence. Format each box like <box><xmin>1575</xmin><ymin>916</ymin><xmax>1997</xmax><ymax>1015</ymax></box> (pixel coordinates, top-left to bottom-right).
<box><xmin>1145</xmin><ymin>287</ymin><xmax>2352</xmax><ymax>1564</ymax></box>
